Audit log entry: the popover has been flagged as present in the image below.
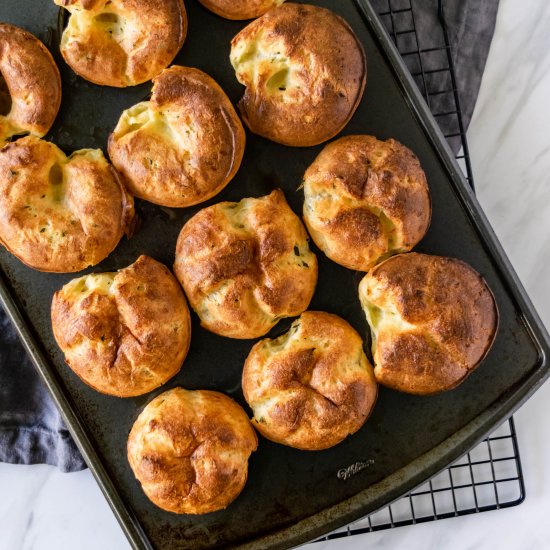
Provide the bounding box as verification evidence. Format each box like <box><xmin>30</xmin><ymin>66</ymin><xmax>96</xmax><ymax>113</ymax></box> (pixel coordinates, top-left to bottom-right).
<box><xmin>242</xmin><ymin>311</ymin><xmax>378</xmax><ymax>450</ymax></box>
<box><xmin>51</xmin><ymin>255</ymin><xmax>191</xmax><ymax>397</ymax></box>
<box><xmin>127</xmin><ymin>387</ymin><xmax>258</xmax><ymax>514</ymax></box>
<box><xmin>198</xmin><ymin>0</ymin><xmax>285</xmax><ymax>20</ymax></box>
<box><xmin>0</xmin><ymin>136</ymin><xmax>134</xmax><ymax>272</ymax></box>
<box><xmin>174</xmin><ymin>189</ymin><xmax>317</xmax><ymax>339</ymax></box>
<box><xmin>230</xmin><ymin>3</ymin><xmax>366</xmax><ymax>147</ymax></box>
<box><xmin>0</xmin><ymin>24</ymin><xmax>61</xmax><ymax>146</ymax></box>
<box><xmin>108</xmin><ymin>66</ymin><xmax>245</xmax><ymax>207</ymax></box>
<box><xmin>303</xmin><ymin>135</ymin><xmax>431</xmax><ymax>272</ymax></box>
<box><xmin>54</xmin><ymin>0</ymin><xmax>187</xmax><ymax>87</ymax></box>
<box><xmin>358</xmin><ymin>253</ymin><xmax>499</xmax><ymax>395</ymax></box>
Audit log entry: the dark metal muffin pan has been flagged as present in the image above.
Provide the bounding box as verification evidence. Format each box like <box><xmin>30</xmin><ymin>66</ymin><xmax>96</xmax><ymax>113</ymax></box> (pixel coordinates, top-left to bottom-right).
<box><xmin>1</xmin><ymin>1</ymin><xmax>549</xmax><ymax>548</ymax></box>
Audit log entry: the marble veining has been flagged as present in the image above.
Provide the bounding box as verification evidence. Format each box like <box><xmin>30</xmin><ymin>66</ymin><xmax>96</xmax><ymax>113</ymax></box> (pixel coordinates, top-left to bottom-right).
<box><xmin>2</xmin><ymin>0</ymin><xmax>550</xmax><ymax>548</ymax></box>
<box><xmin>471</xmin><ymin>0</ymin><xmax>550</xmax><ymax>331</ymax></box>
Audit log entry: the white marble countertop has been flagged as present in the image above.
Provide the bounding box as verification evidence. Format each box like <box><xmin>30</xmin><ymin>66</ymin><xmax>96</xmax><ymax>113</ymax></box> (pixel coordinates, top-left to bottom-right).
<box><xmin>2</xmin><ymin>0</ymin><xmax>550</xmax><ymax>548</ymax></box>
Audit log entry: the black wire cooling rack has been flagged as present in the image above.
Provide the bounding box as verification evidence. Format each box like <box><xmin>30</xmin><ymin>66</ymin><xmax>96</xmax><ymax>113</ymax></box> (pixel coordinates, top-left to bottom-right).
<box><xmin>316</xmin><ymin>0</ymin><xmax>525</xmax><ymax>541</ymax></box>
<box><xmin>319</xmin><ymin>419</ymin><xmax>524</xmax><ymax>540</ymax></box>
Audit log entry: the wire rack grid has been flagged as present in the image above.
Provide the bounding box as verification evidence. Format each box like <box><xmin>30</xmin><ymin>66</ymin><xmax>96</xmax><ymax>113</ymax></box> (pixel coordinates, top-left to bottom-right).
<box><xmin>316</xmin><ymin>0</ymin><xmax>525</xmax><ymax>541</ymax></box>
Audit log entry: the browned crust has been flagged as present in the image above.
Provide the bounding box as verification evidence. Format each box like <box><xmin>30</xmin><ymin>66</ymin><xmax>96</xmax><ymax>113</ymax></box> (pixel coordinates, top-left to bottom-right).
<box><xmin>108</xmin><ymin>66</ymin><xmax>246</xmax><ymax>207</ymax></box>
<box><xmin>230</xmin><ymin>3</ymin><xmax>366</xmax><ymax>146</ymax></box>
<box><xmin>358</xmin><ymin>253</ymin><xmax>499</xmax><ymax>395</ymax></box>
<box><xmin>51</xmin><ymin>256</ymin><xmax>191</xmax><ymax>397</ymax></box>
<box><xmin>127</xmin><ymin>387</ymin><xmax>258</xmax><ymax>514</ymax></box>
<box><xmin>0</xmin><ymin>136</ymin><xmax>134</xmax><ymax>272</ymax></box>
<box><xmin>55</xmin><ymin>0</ymin><xmax>187</xmax><ymax>87</ymax></box>
<box><xmin>57</xmin><ymin>0</ymin><xmax>105</xmax><ymax>7</ymax></box>
<box><xmin>174</xmin><ymin>189</ymin><xmax>318</xmax><ymax>339</ymax></box>
<box><xmin>303</xmin><ymin>135</ymin><xmax>432</xmax><ymax>271</ymax></box>
<box><xmin>198</xmin><ymin>0</ymin><xmax>284</xmax><ymax>20</ymax></box>
<box><xmin>0</xmin><ymin>24</ymin><xmax>61</xmax><ymax>145</ymax></box>
<box><xmin>242</xmin><ymin>311</ymin><xmax>378</xmax><ymax>450</ymax></box>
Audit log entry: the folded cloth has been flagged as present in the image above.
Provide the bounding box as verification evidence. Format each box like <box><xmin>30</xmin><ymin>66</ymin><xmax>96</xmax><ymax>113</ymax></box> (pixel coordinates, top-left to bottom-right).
<box><xmin>0</xmin><ymin>313</ymin><xmax>86</xmax><ymax>471</ymax></box>
<box><xmin>372</xmin><ymin>0</ymin><xmax>499</xmax><ymax>154</ymax></box>
<box><xmin>0</xmin><ymin>0</ymin><xmax>499</xmax><ymax>472</ymax></box>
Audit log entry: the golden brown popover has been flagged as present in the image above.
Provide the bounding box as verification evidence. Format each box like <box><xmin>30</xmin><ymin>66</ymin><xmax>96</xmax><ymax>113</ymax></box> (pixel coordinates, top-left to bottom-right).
<box><xmin>358</xmin><ymin>253</ymin><xmax>499</xmax><ymax>395</ymax></box>
<box><xmin>198</xmin><ymin>0</ymin><xmax>284</xmax><ymax>20</ymax></box>
<box><xmin>230</xmin><ymin>3</ymin><xmax>366</xmax><ymax>146</ymax></box>
<box><xmin>0</xmin><ymin>136</ymin><xmax>134</xmax><ymax>272</ymax></box>
<box><xmin>174</xmin><ymin>189</ymin><xmax>317</xmax><ymax>339</ymax></box>
<box><xmin>127</xmin><ymin>387</ymin><xmax>258</xmax><ymax>514</ymax></box>
<box><xmin>0</xmin><ymin>24</ymin><xmax>61</xmax><ymax>146</ymax></box>
<box><xmin>108</xmin><ymin>66</ymin><xmax>245</xmax><ymax>207</ymax></box>
<box><xmin>51</xmin><ymin>256</ymin><xmax>191</xmax><ymax>397</ymax></box>
<box><xmin>242</xmin><ymin>311</ymin><xmax>378</xmax><ymax>450</ymax></box>
<box><xmin>54</xmin><ymin>0</ymin><xmax>187</xmax><ymax>87</ymax></box>
<box><xmin>303</xmin><ymin>135</ymin><xmax>431</xmax><ymax>271</ymax></box>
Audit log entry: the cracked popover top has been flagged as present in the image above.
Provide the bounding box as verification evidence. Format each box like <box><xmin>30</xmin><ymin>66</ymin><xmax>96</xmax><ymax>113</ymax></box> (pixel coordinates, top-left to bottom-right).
<box><xmin>0</xmin><ymin>24</ymin><xmax>61</xmax><ymax>146</ymax></box>
<box><xmin>127</xmin><ymin>387</ymin><xmax>258</xmax><ymax>514</ymax></box>
<box><xmin>303</xmin><ymin>135</ymin><xmax>431</xmax><ymax>272</ymax></box>
<box><xmin>230</xmin><ymin>3</ymin><xmax>366</xmax><ymax>146</ymax></box>
<box><xmin>108</xmin><ymin>66</ymin><xmax>245</xmax><ymax>207</ymax></box>
<box><xmin>0</xmin><ymin>136</ymin><xmax>134</xmax><ymax>272</ymax></box>
<box><xmin>54</xmin><ymin>0</ymin><xmax>187</xmax><ymax>87</ymax></box>
<box><xmin>51</xmin><ymin>255</ymin><xmax>191</xmax><ymax>397</ymax></box>
<box><xmin>242</xmin><ymin>311</ymin><xmax>378</xmax><ymax>450</ymax></box>
<box><xmin>174</xmin><ymin>189</ymin><xmax>317</xmax><ymax>339</ymax></box>
<box><xmin>359</xmin><ymin>253</ymin><xmax>499</xmax><ymax>395</ymax></box>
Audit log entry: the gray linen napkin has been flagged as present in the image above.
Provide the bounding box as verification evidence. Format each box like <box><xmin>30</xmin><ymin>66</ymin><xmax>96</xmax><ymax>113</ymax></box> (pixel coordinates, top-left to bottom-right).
<box><xmin>0</xmin><ymin>0</ymin><xmax>499</xmax><ymax>472</ymax></box>
<box><xmin>0</xmin><ymin>314</ymin><xmax>86</xmax><ymax>471</ymax></box>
